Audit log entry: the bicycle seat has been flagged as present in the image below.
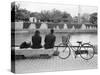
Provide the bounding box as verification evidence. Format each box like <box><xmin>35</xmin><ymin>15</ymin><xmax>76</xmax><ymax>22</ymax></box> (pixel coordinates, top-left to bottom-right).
<box><xmin>77</xmin><ymin>41</ymin><xmax>82</xmax><ymax>43</ymax></box>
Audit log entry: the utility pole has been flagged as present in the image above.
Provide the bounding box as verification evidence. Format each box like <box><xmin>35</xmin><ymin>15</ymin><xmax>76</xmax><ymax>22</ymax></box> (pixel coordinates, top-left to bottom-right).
<box><xmin>78</xmin><ymin>5</ymin><xmax>81</xmax><ymax>24</ymax></box>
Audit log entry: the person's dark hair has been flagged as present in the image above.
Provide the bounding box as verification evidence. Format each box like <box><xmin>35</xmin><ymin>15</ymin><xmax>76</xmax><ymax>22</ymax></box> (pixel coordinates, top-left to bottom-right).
<box><xmin>50</xmin><ymin>29</ymin><xmax>54</xmax><ymax>34</ymax></box>
<box><xmin>35</xmin><ymin>30</ymin><xmax>40</xmax><ymax>35</ymax></box>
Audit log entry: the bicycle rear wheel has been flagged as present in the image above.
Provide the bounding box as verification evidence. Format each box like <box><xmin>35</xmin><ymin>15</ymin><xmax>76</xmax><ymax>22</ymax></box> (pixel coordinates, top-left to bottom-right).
<box><xmin>57</xmin><ymin>43</ymin><xmax>71</xmax><ymax>59</ymax></box>
<box><xmin>80</xmin><ymin>43</ymin><xmax>95</xmax><ymax>60</ymax></box>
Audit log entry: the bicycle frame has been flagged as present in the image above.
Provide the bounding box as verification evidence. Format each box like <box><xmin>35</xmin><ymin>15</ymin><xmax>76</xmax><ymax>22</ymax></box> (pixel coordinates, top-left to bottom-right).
<box><xmin>66</xmin><ymin>41</ymin><xmax>82</xmax><ymax>53</ymax></box>
<box><xmin>58</xmin><ymin>37</ymin><xmax>95</xmax><ymax>60</ymax></box>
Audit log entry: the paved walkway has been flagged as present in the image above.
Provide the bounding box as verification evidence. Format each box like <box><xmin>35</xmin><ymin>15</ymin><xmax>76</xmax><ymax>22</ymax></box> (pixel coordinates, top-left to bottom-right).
<box><xmin>15</xmin><ymin>54</ymin><xmax>97</xmax><ymax>74</ymax></box>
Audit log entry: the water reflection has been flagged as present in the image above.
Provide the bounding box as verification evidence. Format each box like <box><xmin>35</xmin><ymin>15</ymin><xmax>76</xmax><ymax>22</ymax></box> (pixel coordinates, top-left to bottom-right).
<box><xmin>15</xmin><ymin>33</ymin><xmax>97</xmax><ymax>46</ymax></box>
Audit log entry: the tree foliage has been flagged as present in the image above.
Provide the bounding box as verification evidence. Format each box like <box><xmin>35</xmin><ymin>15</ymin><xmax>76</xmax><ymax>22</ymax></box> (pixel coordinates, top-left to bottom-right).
<box><xmin>36</xmin><ymin>9</ymin><xmax>73</xmax><ymax>23</ymax></box>
<box><xmin>11</xmin><ymin>2</ymin><xmax>74</xmax><ymax>23</ymax></box>
<box><xmin>89</xmin><ymin>12</ymin><xmax>97</xmax><ymax>24</ymax></box>
<box><xmin>81</xmin><ymin>13</ymin><xmax>90</xmax><ymax>23</ymax></box>
<box><xmin>11</xmin><ymin>2</ymin><xmax>30</xmax><ymax>22</ymax></box>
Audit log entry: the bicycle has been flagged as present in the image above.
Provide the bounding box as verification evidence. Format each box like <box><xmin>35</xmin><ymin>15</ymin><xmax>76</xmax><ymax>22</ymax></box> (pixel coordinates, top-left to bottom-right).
<box><xmin>56</xmin><ymin>35</ymin><xmax>95</xmax><ymax>60</ymax></box>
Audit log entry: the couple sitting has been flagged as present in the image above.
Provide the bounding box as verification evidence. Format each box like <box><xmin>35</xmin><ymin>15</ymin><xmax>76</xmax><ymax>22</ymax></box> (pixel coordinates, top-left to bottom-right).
<box><xmin>31</xmin><ymin>29</ymin><xmax>56</xmax><ymax>49</ymax></box>
<box><xmin>20</xmin><ymin>29</ymin><xmax>56</xmax><ymax>49</ymax></box>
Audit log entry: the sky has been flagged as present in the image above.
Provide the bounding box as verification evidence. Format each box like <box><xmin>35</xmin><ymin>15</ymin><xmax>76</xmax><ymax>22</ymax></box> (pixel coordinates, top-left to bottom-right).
<box><xmin>16</xmin><ymin>1</ymin><xmax>97</xmax><ymax>17</ymax></box>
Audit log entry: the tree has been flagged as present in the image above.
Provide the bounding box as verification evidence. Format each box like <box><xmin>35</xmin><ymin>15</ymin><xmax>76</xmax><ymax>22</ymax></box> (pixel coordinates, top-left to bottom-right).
<box><xmin>11</xmin><ymin>2</ymin><xmax>30</xmax><ymax>22</ymax></box>
<box><xmin>89</xmin><ymin>12</ymin><xmax>97</xmax><ymax>24</ymax></box>
<box><xmin>11</xmin><ymin>2</ymin><xmax>20</xmax><ymax>22</ymax></box>
<box><xmin>39</xmin><ymin>10</ymin><xmax>51</xmax><ymax>22</ymax></box>
<box><xmin>62</xmin><ymin>12</ymin><xmax>73</xmax><ymax>23</ymax></box>
<box><xmin>81</xmin><ymin>13</ymin><xmax>90</xmax><ymax>24</ymax></box>
<box><xmin>15</xmin><ymin>9</ymin><xmax>30</xmax><ymax>21</ymax></box>
<box><xmin>38</xmin><ymin>9</ymin><xmax>72</xmax><ymax>23</ymax></box>
<box><xmin>51</xmin><ymin>9</ymin><xmax>62</xmax><ymax>22</ymax></box>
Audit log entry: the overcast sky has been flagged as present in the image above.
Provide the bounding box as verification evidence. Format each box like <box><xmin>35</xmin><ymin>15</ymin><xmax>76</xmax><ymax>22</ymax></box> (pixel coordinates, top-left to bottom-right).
<box><xmin>16</xmin><ymin>1</ymin><xmax>97</xmax><ymax>17</ymax></box>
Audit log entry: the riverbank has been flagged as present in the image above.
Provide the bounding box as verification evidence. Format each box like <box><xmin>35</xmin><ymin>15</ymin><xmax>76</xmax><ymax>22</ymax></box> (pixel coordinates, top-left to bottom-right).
<box><xmin>12</xmin><ymin>29</ymin><xmax>97</xmax><ymax>34</ymax></box>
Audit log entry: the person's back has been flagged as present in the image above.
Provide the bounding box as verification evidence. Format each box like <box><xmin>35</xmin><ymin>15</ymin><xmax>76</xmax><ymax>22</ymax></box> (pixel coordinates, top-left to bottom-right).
<box><xmin>31</xmin><ymin>30</ymin><xmax>42</xmax><ymax>49</ymax></box>
<box><xmin>44</xmin><ymin>29</ymin><xmax>56</xmax><ymax>49</ymax></box>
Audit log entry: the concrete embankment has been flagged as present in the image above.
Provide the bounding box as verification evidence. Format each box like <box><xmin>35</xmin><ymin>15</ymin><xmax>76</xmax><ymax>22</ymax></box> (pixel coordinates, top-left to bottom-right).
<box><xmin>12</xmin><ymin>29</ymin><xmax>97</xmax><ymax>34</ymax></box>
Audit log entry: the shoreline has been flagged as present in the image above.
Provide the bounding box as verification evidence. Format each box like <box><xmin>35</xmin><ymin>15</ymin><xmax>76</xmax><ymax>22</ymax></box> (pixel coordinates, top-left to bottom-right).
<box><xmin>11</xmin><ymin>29</ymin><xmax>97</xmax><ymax>34</ymax></box>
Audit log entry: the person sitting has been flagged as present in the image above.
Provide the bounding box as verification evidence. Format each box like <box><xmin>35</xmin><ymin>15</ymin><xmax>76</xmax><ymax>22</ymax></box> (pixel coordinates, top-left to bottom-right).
<box><xmin>44</xmin><ymin>29</ymin><xmax>56</xmax><ymax>49</ymax></box>
<box><xmin>31</xmin><ymin>30</ymin><xmax>42</xmax><ymax>49</ymax></box>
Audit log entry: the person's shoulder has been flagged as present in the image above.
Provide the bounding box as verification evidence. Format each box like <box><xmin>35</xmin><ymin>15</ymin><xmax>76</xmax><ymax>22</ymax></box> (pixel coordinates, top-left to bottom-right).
<box><xmin>52</xmin><ymin>34</ymin><xmax>56</xmax><ymax>37</ymax></box>
<box><xmin>53</xmin><ymin>34</ymin><xmax>56</xmax><ymax>38</ymax></box>
<box><xmin>32</xmin><ymin>35</ymin><xmax>34</xmax><ymax>38</ymax></box>
<box><xmin>50</xmin><ymin>34</ymin><xmax>56</xmax><ymax>38</ymax></box>
<box><xmin>45</xmin><ymin>34</ymin><xmax>50</xmax><ymax>37</ymax></box>
<box><xmin>39</xmin><ymin>35</ymin><xmax>42</xmax><ymax>38</ymax></box>
<box><xmin>54</xmin><ymin>35</ymin><xmax>56</xmax><ymax>37</ymax></box>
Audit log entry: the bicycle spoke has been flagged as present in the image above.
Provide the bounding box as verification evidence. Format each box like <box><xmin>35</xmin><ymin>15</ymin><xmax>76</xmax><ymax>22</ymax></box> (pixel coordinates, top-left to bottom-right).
<box><xmin>57</xmin><ymin>43</ymin><xmax>71</xmax><ymax>59</ymax></box>
<box><xmin>80</xmin><ymin>43</ymin><xmax>94</xmax><ymax>60</ymax></box>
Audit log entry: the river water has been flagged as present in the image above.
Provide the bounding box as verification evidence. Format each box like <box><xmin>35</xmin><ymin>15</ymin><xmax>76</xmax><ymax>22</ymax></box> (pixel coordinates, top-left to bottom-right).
<box><xmin>15</xmin><ymin>33</ymin><xmax>97</xmax><ymax>46</ymax></box>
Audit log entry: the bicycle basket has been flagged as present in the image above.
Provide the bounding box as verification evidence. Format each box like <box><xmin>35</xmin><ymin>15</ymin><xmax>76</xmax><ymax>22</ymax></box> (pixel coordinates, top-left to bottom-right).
<box><xmin>62</xmin><ymin>35</ymin><xmax>70</xmax><ymax>45</ymax></box>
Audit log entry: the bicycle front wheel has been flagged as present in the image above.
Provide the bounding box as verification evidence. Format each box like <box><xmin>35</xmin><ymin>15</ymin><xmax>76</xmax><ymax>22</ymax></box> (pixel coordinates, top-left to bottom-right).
<box><xmin>57</xmin><ymin>43</ymin><xmax>71</xmax><ymax>59</ymax></box>
<box><xmin>80</xmin><ymin>43</ymin><xmax>95</xmax><ymax>60</ymax></box>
